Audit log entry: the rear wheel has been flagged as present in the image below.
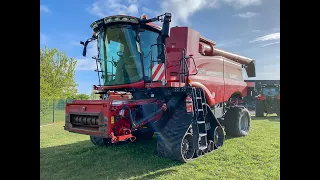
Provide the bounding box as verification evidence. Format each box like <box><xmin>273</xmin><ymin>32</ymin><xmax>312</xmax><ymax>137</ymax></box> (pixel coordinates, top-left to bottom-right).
<box><xmin>224</xmin><ymin>107</ymin><xmax>251</xmax><ymax>137</ymax></box>
<box><xmin>90</xmin><ymin>136</ymin><xmax>111</xmax><ymax>147</ymax></box>
<box><xmin>213</xmin><ymin>126</ymin><xmax>225</xmax><ymax>149</ymax></box>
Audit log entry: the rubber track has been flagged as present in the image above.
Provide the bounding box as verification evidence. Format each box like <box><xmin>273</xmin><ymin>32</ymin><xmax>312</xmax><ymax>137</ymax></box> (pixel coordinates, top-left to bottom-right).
<box><xmin>157</xmin><ymin>105</ymin><xmax>192</xmax><ymax>162</ymax></box>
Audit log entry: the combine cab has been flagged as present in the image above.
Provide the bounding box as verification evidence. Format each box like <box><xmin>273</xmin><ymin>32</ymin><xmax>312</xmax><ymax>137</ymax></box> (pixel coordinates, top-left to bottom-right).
<box><xmin>64</xmin><ymin>13</ymin><xmax>256</xmax><ymax>162</ymax></box>
<box><xmin>255</xmin><ymin>82</ymin><xmax>280</xmax><ymax>117</ymax></box>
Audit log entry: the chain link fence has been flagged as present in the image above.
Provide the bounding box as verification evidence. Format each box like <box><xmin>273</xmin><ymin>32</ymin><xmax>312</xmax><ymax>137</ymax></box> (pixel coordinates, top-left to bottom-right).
<box><xmin>40</xmin><ymin>99</ymin><xmax>74</xmax><ymax>126</ymax></box>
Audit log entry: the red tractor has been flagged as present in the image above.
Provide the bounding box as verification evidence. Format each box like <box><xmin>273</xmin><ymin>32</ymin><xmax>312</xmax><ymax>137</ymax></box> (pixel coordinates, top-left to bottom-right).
<box><xmin>64</xmin><ymin>13</ymin><xmax>256</xmax><ymax>162</ymax></box>
<box><xmin>255</xmin><ymin>82</ymin><xmax>280</xmax><ymax>117</ymax></box>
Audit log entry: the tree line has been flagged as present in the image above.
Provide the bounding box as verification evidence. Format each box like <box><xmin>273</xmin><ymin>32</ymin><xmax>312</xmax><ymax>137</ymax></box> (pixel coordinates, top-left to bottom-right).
<box><xmin>40</xmin><ymin>47</ymin><xmax>91</xmax><ymax>115</ymax></box>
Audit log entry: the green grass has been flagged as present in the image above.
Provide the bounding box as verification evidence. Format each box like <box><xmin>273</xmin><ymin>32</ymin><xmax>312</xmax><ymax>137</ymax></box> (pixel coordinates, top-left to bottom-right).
<box><xmin>40</xmin><ymin>109</ymin><xmax>65</xmax><ymax>126</ymax></box>
<box><xmin>40</xmin><ymin>116</ymin><xmax>280</xmax><ymax>180</ymax></box>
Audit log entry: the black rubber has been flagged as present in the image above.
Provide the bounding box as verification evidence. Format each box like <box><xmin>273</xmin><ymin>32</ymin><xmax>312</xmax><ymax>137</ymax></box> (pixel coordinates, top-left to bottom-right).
<box><xmin>255</xmin><ymin>100</ymin><xmax>264</xmax><ymax>117</ymax></box>
<box><xmin>224</xmin><ymin>107</ymin><xmax>251</xmax><ymax>137</ymax></box>
<box><xmin>156</xmin><ymin>104</ymin><xmax>193</xmax><ymax>162</ymax></box>
<box><xmin>276</xmin><ymin>101</ymin><xmax>280</xmax><ymax>116</ymax></box>
<box><xmin>90</xmin><ymin>136</ymin><xmax>111</xmax><ymax>147</ymax></box>
<box><xmin>132</xmin><ymin>129</ymin><xmax>154</xmax><ymax>140</ymax></box>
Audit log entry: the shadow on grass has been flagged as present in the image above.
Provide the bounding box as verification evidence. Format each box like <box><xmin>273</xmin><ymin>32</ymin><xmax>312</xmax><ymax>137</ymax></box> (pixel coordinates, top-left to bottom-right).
<box><xmin>40</xmin><ymin>137</ymin><xmax>181</xmax><ymax>180</ymax></box>
<box><xmin>251</xmin><ymin>115</ymin><xmax>280</xmax><ymax>122</ymax></box>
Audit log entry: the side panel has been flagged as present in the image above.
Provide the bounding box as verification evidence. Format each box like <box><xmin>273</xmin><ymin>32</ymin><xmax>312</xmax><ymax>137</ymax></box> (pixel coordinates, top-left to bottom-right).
<box><xmin>223</xmin><ymin>58</ymin><xmax>247</xmax><ymax>100</ymax></box>
<box><xmin>189</xmin><ymin>57</ymin><xmax>246</xmax><ymax>103</ymax></box>
<box><xmin>165</xmin><ymin>27</ymin><xmax>200</xmax><ymax>83</ymax></box>
<box><xmin>189</xmin><ymin>57</ymin><xmax>225</xmax><ymax>103</ymax></box>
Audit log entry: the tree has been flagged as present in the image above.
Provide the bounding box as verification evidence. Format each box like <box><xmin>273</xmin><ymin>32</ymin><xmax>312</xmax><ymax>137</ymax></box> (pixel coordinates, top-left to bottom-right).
<box><xmin>76</xmin><ymin>93</ymin><xmax>90</xmax><ymax>100</ymax></box>
<box><xmin>68</xmin><ymin>93</ymin><xmax>90</xmax><ymax>100</ymax></box>
<box><xmin>40</xmin><ymin>47</ymin><xmax>78</xmax><ymax>116</ymax></box>
<box><xmin>40</xmin><ymin>47</ymin><xmax>78</xmax><ymax>99</ymax></box>
<box><xmin>90</xmin><ymin>91</ymin><xmax>100</xmax><ymax>100</ymax></box>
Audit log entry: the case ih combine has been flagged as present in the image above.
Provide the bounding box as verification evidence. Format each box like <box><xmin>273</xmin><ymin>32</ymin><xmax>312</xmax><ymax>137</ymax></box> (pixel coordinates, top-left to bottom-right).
<box><xmin>64</xmin><ymin>13</ymin><xmax>256</xmax><ymax>162</ymax></box>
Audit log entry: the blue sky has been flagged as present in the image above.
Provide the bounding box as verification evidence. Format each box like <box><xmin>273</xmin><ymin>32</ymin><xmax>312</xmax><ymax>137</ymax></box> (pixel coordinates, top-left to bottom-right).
<box><xmin>40</xmin><ymin>0</ymin><xmax>280</xmax><ymax>95</ymax></box>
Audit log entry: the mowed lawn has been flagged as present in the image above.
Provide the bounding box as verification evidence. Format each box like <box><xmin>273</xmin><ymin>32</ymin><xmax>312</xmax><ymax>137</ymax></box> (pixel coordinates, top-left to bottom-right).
<box><xmin>40</xmin><ymin>116</ymin><xmax>280</xmax><ymax>180</ymax></box>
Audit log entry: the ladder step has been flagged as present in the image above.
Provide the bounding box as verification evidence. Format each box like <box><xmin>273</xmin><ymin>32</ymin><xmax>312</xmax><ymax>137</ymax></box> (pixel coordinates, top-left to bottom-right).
<box><xmin>197</xmin><ymin>121</ymin><xmax>205</xmax><ymax>124</ymax></box>
<box><xmin>196</xmin><ymin>97</ymin><xmax>202</xmax><ymax>99</ymax></box>
<box><xmin>199</xmin><ymin>146</ymin><xmax>207</xmax><ymax>150</ymax></box>
<box><xmin>199</xmin><ymin>133</ymin><xmax>207</xmax><ymax>137</ymax></box>
<box><xmin>198</xmin><ymin>109</ymin><xmax>203</xmax><ymax>111</ymax></box>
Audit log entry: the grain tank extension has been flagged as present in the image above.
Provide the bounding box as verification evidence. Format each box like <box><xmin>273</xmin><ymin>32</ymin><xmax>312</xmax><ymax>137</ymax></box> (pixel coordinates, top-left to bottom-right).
<box><xmin>64</xmin><ymin>13</ymin><xmax>256</xmax><ymax>162</ymax></box>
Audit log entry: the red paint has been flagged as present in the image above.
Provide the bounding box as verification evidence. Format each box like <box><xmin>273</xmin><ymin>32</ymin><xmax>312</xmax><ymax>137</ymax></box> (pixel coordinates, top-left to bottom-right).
<box><xmin>246</xmin><ymin>82</ymin><xmax>255</xmax><ymax>88</ymax></box>
<box><xmin>164</xmin><ymin>27</ymin><xmax>248</xmax><ymax>104</ymax></box>
<box><xmin>185</xmin><ymin>95</ymin><xmax>194</xmax><ymax>113</ymax></box>
<box><xmin>276</xmin><ymin>94</ymin><xmax>280</xmax><ymax>100</ymax></box>
<box><xmin>256</xmin><ymin>94</ymin><xmax>266</xmax><ymax>100</ymax></box>
<box><xmin>110</xmin><ymin>132</ymin><xmax>136</xmax><ymax>143</ymax></box>
<box><xmin>190</xmin><ymin>82</ymin><xmax>216</xmax><ymax>107</ymax></box>
<box><xmin>65</xmin><ymin>94</ymin><xmax>163</xmax><ymax>139</ymax></box>
<box><xmin>95</xmin><ymin>80</ymin><xmax>145</xmax><ymax>91</ymax></box>
<box><xmin>114</xmin><ymin>118</ymin><xmax>131</xmax><ymax>136</ymax></box>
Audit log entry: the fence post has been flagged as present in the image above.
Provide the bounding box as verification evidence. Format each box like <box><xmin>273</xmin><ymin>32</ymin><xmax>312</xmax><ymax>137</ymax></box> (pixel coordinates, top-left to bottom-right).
<box><xmin>53</xmin><ymin>99</ymin><xmax>55</xmax><ymax>123</ymax></box>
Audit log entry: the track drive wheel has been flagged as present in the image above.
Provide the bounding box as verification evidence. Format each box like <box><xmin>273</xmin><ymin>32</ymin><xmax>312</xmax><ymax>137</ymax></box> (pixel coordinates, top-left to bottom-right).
<box><xmin>213</xmin><ymin>126</ymin><xmax>225</xmax><ymax>149</ymax></box>
<box><xmin>157</xmin><ymin>104</ymin><xmax>194</xmax><ymax>163</ymax></box>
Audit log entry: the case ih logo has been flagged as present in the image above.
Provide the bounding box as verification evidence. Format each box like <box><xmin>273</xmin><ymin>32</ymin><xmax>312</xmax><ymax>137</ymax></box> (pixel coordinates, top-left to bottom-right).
<box><xmin>82</xmin><ymin>106</ymin><xmax>86</xmax><ymax>112</ymax></box>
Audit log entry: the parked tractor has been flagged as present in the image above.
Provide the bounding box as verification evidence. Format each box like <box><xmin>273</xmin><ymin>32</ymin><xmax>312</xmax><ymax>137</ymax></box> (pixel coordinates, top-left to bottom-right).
<box><xmin>64</xmin><ymin>13</ymin><xmax>256</xmax><ymax>162</ymax></box>
<box><xmin>255</xmin><ymin>82</ymin><xmax>280</xmax><ymax>117</ymax></box>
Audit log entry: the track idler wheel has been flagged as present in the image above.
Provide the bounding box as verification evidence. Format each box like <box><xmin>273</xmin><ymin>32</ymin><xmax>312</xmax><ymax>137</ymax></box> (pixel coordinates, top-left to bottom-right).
<box><xmin>214</xmin><ymin>126</ymin><xmax>225</xmax><ymax>149</ymax></box>
<box><xmin>181</xmin><ymin>133</ymin><xmax>195</xmax><ymax>161</ymax></box>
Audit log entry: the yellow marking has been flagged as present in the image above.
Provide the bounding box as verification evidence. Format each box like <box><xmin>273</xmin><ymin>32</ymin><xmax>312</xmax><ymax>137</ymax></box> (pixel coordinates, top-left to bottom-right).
<box><xmin>111</xmin><ymin>116</ymin><xmax>115</xmax><ymax>124</ymax></box>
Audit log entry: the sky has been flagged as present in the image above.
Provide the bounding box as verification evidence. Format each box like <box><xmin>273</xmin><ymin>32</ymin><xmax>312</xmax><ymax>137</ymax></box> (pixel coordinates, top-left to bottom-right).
<box><xmin>40</xmin><ymin>0</ymin><xmax>280</xmax><ymax>95</ymax></box>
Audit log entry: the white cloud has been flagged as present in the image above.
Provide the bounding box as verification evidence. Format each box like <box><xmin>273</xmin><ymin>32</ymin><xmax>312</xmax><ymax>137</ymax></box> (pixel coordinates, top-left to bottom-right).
<box><xmin>250</xmin><ymin>32</ymin><xmax>280</xmax><ymax>43</ymax></box>
<box><xmin>160</xmin><ymin>0</ymin><xmax>219</xmax><ymax>26</ymax></box>
<box><xmin>222</xmin><ymin>0</ymin><xmax>261</xmax><ymax>9</ymax></box>
<box><xmin>69</xmin><ymin>40</ymin><xmax>82</xmax><ymax>47</ymax></box>
<box><xmin>40</xmin><ymin>32</ymin><xmax>49</xmax><ymax>45</ymax></box>
<box><xmin>263</xmin><ymin>63</ymin><xmax>280</xmax><ymax>69</ymax></box>
<box><xmin>87</xmin><ymin>0</ymin><xmax>262</xmax><ymax>27</ymax></box>
<box><xmin>235</xmin><ymin>12</ymin><xmax>259</xmax><ymax>18</ymax></box>
<box><xmin>75</xmin><ymin>41</ymin><xmax>98</xmax><ymax>71</ymax></box>
<box><xmin>216</xmin><ymin>39</ymin><xmax>242</xmax><ymax>48</ymax></box>
<box><xmin>40</xmin><ymin>5</ymin><xmax>51</xmax><ymax>13</ymax></box>
<box><xmin>87</xmin><ymin>0</ymin><xmax>140</xmax><ymax>18</ymax></box>
<box><xmin>261</xmin><ymin>41</ymin><xmax>280</xmax><ymax>47</ymax></box>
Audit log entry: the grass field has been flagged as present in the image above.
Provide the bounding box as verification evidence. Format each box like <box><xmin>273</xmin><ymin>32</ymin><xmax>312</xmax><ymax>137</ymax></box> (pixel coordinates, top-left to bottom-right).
<box><xmin>40</xmin><ymin>116</ymin><xmax>280</xmax><ymax>180</ymax></box>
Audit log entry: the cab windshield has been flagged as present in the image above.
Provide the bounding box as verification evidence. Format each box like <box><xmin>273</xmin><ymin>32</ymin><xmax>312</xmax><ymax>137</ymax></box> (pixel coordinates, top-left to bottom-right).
<box><xmin>262</xmin><ymin>87</ymin><xmax>280</xmax><ymax>96</ymax></box>
<box><xmin>98</xmin><ymin>25</ymin><xmax>143</xmax><ymax>86</ymax></box>
<box><xmin>98</xmin><ymin>24</ymin><xmax>162</xmax><ymax>86</ymax></box>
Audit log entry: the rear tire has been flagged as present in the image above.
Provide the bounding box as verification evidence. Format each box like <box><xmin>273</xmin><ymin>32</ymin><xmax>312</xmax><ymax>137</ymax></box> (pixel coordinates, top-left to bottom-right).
<box><xmin>224</xmin><ymin>107</ymin><xmax>251</xmax><ymax>137</ymax></box>
<box><xmin>255</xmin><ymin>100</ymin><xmax>264</xmax><ymax>117</ymax></box>
<box><xmin>90</xmin><ymin>136</ymin><xmax>111</xmax><ymax>147</ymax></box>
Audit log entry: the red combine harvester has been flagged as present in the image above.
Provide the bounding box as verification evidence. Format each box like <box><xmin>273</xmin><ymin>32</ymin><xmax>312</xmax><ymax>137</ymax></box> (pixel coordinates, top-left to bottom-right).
<box><xmin>64</xmin><ymin>13</ymin><xmax>256</xmax><ymax>162</ymax></box>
